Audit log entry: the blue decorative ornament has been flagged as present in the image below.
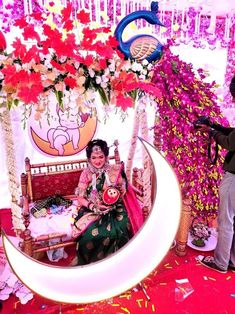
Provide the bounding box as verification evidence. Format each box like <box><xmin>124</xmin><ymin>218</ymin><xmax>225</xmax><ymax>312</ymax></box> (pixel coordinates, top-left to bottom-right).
<box><xmin>114</xmin><ymin>1</ymin><xmax>164</xmax><ymax>63</ymax></box>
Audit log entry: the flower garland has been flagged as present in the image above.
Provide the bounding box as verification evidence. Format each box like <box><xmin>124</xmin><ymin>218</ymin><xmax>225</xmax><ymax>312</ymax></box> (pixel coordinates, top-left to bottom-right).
<box><xmin>151</xmin><ymin>41</ymin><xmax>229</xmax><ymax>219</ymax></box>
<box><xmin>125</xmin><ymin>103</ymin><xmax>140</xmax><ymax>182</ymax></box>
<box><xmin>139</xmin><ymin>98</ymin><xmax>152</xmax><ymax>213</ymax></box>
<box><xmin>0</xmin><ymin>109</ymin><xmax>23</xmax><ymax>231</ymax></box>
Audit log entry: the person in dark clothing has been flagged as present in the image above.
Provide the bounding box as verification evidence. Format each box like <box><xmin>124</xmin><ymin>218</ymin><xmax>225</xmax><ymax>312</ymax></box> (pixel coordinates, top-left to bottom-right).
<box><xmin>197</xmin><ymin>76</ymin><xmax>235</xmax><ymax>273</ymax></box>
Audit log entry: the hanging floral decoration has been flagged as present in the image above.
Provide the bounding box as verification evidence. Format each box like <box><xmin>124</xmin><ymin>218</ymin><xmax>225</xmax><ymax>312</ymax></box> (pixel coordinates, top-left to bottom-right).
<box><xmin>0</xmin><ymin>2</ymin><xmax>161</xmax><ymax>119</ymax></box>
<box><xmin>152</xmin><ymin>40</ymin><xmax>229</xmax><ymax>219</ymax></box>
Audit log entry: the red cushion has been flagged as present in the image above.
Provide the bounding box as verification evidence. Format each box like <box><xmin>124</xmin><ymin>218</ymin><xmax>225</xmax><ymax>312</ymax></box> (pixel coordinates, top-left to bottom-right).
<box><xmin>31</xmin><ymin>171</ymin><xmax>81</xmax><ymax>201</ymax></box>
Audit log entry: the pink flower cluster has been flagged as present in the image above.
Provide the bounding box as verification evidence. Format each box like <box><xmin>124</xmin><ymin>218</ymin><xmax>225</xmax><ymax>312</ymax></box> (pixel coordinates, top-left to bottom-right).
<box><xmin>152</xmin><ymin>41</ymin><xmax>229</xmax><ymax>218</ymax></box>
<box><xmin>190</xmin><ymin>220</ymin><xmax>211</xmax><ymax>242</ymax></box>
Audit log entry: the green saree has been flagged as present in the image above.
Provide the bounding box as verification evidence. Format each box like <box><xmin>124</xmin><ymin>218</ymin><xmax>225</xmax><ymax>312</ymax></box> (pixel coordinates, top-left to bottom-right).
<box><xmin>74</xmin><ymin>172</ymin><xmax>133</xmax><ymax>265</ymax></box>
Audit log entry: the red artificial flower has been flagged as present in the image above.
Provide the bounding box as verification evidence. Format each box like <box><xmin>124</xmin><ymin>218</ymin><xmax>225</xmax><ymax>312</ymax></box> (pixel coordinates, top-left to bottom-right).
<box><xmin>63</xmin><ymin>33</ymin><xmax>77</xmax><ymax>54</ymax></box>
<box><xmin>43</xmin><ymin>24</ymin><xmax>61</xmax><ymax>40</ymax></box>
<box><xmin>92</xmin><ymin>41</ymin><xmax>114</xmax><ymax>59</ymax></box>
<box><xmin>94</xmin><ymin>27</ymin><xmax>111</xmax><ymax>34</ymax></box>
<box><xmin>21</xmin><ymin>46</ymin><xmax>41</xmax><ymax>64</ymax></box>
<box><xmin>106</xmin><ymin>35</ymin><xmax>119</xmax><ymax>49</ymax></box>
<box><xmin>39</xmin><ymin>39</ymin><xmax>50</xmax><ymax>55</ymax></box>
<box><xmin>125</xmin><ymin>82</ymin><xmax>162</xmax><ymax>98</ymax></box>
<box><xmin>80</xmin><ymin>38</ymin><xmax>94</xmax><ymax>50</ymax></box>
<box><xmin>115</xmin><ymin>94</ymin><xmax>134</xmax><ymax>111</ymax></box>
<box><xmin>16</xmin><ymin>72</ymin><xmax>43</xmax><ymax>103</ymax></box>
<box><xmin>116</xmin><ymin>49</ymin><xmax>125</xmax><ymax>59</ymax></box>
<box><xmin>26</xmin><ymin>72</ymin><xmax>42</xmax><ymax>85</ymax></box>
<box><xmin>83</xmin><ymin>55</ymin><xmax>94</xmax><ymax>67</ymax></box>
<box><xmin>30</xmin><ymin>12</ymin><xmax>44</xmax><ymax>21</ymax></box>
<box><xmin>0</xmin><ymin>31</ymin><xmax>6</xmax><ymax>52</ymax></box>
<box><xmin>14</xmin><ymin>17</ymin><xmax>28</xmax><ymax>29</ymax></box>
<box><xmin>50</xmin><ymin>60</ymin><xmax>65</xmax><ymax>71</ymax></box>
<box><xmin>17</xmin><ymin>84</ymin><xmax>43</xmax><ymax>104</ymax></box>
<box><xmin>98</xmin><ymin>58</ymin><xmax>107</xmax><ymax>70</ymax></box>
<box><xmin>64</xmin><ymin>63</ymin><xmax>76</xmax><ymax>75</ymax></box>
<box><xmin>82</xmin><ymin>28</ymin><xmax>97</xmax><ymax>41</ymax></box>
<box><xmin>77</xmin><ymin>10</ymin><xmax>90</xmax><ymax>24</ymax></box>
<box><xmin>22</xmin><ymin>25</ymin><xmax>41</xmax><ymax>43</ymax></box>
<box><xmin>61</xmin><ymin>3</ymin><xmax>72</xmax><ymax>23</ymax></box>
<box><xmin>73</xmin><ymin>54</ymin><xmax>84</xmax><ymax>63</ymax></box>
<box><xmin>64</xmin><ymin>19</ymin><xmax>74</xmax><ymax>31</ymax></box>
<box><xmin>1</xmin><ymin>65</ymin><xmax>18</xmax><ymax>85</ymax></box>
<box><xmin>17</xmin><ymin>72</ymin><xmax>43</xmax><ymax>104</ymax></box>
<box><xmin>53</xmin><ymin>41</ymin><xmax>74</xmax><ymax>58</ymax></box>
<box><xmin>111</xmin><ymin>72</ymin><xmax>137</xmax><ymax>92</ymax></box>
<box><xmin>64</xmin><ymin>77</ymin><xmax>77</xmax><ymax>89</ymax></box>
<box><xmin>12</xmin><ymin>38</ymin><xmax>27</xmax><ymax>59</ymax></box>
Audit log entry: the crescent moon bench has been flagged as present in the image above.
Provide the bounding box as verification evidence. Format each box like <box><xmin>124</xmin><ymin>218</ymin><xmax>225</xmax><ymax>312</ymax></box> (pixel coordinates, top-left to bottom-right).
<box><xmin>18</xmin><ymin>141</ymin><xmax>146</xmax><ymax>261</ymax></box>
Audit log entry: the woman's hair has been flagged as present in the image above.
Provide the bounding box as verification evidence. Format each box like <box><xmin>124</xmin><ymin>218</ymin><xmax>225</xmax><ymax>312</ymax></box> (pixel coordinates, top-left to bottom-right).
<box><xmin>229</xmin><ymin>76</ymin><xmax>235</xmax><ymax>98</ymax></box>
<box><xmin>86</xmin><ymin>139</ymin><xmax>109</xmax><ymax>159</ymax></box>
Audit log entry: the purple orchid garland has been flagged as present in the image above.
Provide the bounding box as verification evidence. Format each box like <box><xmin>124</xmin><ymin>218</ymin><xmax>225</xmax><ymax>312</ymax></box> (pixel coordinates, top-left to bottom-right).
<box><xmin>152</xmin><ymin>41</ymin><xmax>229</xmax><ymax>220</ymax></box>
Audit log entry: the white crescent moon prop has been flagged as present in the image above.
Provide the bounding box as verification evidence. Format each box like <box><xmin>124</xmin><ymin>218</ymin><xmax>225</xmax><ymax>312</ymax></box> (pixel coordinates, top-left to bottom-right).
<box><xmin>2</xmin><ymin>139</ymin><xmax>181</xmax><ymax>304</ymax></box>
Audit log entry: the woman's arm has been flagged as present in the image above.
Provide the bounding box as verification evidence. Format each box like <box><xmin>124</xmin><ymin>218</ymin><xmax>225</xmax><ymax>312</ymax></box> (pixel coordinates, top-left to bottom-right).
<box><xmin>75</xmin><ymin>169</ymin><xmax>91</xmax><ymax>207</ymax></box>
<box><xmin>75</xmin><ymin>169</ymin><xmax>110</xmax><ymax>214</ymax></box>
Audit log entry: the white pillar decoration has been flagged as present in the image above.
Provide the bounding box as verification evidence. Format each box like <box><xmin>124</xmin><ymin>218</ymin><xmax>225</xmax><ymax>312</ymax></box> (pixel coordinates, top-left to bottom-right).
<box><xmin>125</xmin><ymin>102</ymin><xmax>140</xmax><ymax>182</ymax></box>
<box><xmin>139</xmin><ymin>98</ymin><xmax>152</xmax><ymax>213</ymax></box>
<box><xmin>126</xmin><ymin>96</ymin><xmax>152</xmax><ymax>213</ymax></box>
<box><xmin>1</xmin><ymin>109</ymin><xmax>24</xmax><ymax>232</ymax></box>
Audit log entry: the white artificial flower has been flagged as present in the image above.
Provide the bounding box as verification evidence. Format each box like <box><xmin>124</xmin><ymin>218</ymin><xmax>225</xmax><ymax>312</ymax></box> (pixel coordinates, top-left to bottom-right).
<box><xmin>139</xmin><ymin>74</ymin><xmax>146</xmax><ymax>80</ymax></box>
<box><xmin>74</xmin><ymin>61</ymin><xmax>80</xmax><ymax>69</ymax></box>
<box><xmin>0</xmin><ymin>55</ymin><xmax>7</xmax><ymax>61</ymax></box>
<box><xmin>44</xmin><ymin>59</ymin><xmax>52</xmax><ymax>68</ymax></box>
<box><xmin>131</xmin><ymin>62</ymin><xmax>143</xmax><ymax>72</ymax></box>
<box><xmin>96</xmin><ymin>76</ymin><xmax>102</xmax><ymax>84</ymax></box>
<box><xmin>88</xmin><ymin>68</ymin><xmax>95</xmax><ymax>78</ymax></box>
<box><xmin>101</xmin><ymin>81</ymin><xmax>108</xmax><ymax>88</ymax></box>
<box><xmin>59</xmin><ymin>56</ymin><xmax>67</xmax><ymax>63</ymax></box>
<box><xmin>122</xmin><ymin>60</ymin><xmax>131</xmax><ymax>71</ymax></box>
<box><xmin>63</xmin><ymin>96</ymin><xmax>69</xmax><ymax>106</ymax></box>
<box><xmin>102</xmin><ymin>75</ymin><xmax>109</xmax><ymax>83</ymax></box>
<box><xmin>142</xmin><ymin>59</ymin><xmax>149</xmax><ymax>66</ymax></box>
<box><xmin>14</xmin><ymin>64</ymin><xmax>22</xmax><ymax>71</ymax></box>
<box><xmin>70</xmin><ymin>92</ymin><xmax>80</xmax><ymax>101</ymax></box>
<box><xmin>64</xmin><ymin>90</ymin><xmax>70</xmax><ymax>98</ymax></box>
<box><xmin>104</xmin><ymin>68</ymin><xmax>110</xmax><ymax>76</ymax></box>
<box><xmin>108</xmin><ymin>59</ymin><xmax>115</xmax><ymax>72</ymax></box>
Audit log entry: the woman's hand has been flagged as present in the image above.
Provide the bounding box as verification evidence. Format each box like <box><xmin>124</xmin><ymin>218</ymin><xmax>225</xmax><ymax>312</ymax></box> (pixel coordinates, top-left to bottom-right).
<box><xmin>96</xmin><ymin>203</ymin><xmax>111</xmax><ymax>215</ymax></box>
<box><xmin>93</xmin><ymin>201</ymin><xmax>111</xmax><ymax>215</ymax></box>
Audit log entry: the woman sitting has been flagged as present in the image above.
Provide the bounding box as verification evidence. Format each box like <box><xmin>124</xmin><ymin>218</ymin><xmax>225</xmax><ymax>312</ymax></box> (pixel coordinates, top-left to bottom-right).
<box><xmin>72</xmin><ymin>139</ymin><xmax>143</xmax><ymax>265</ymax></box>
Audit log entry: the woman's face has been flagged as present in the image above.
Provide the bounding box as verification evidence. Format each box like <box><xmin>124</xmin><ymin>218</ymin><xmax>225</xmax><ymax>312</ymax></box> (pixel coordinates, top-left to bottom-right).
<box><xmin>89</xmin><ymin>150</ymin><xmax>106</xmax><ymax>169</ymax></box>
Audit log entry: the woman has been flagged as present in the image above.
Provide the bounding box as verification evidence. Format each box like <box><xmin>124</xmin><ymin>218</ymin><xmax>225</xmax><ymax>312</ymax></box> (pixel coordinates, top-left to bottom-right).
<box><xmin>72</xmin><ymin>139</ymin><xmax>142</xmax><ymax>265</ymax></box>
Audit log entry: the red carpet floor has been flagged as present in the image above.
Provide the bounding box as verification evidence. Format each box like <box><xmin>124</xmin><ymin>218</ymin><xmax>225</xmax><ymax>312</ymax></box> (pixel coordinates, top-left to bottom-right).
<box><xmin>1</xmin><ymin>208</ymin><xmax>235</xmax><ymax>314</ymax></box>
